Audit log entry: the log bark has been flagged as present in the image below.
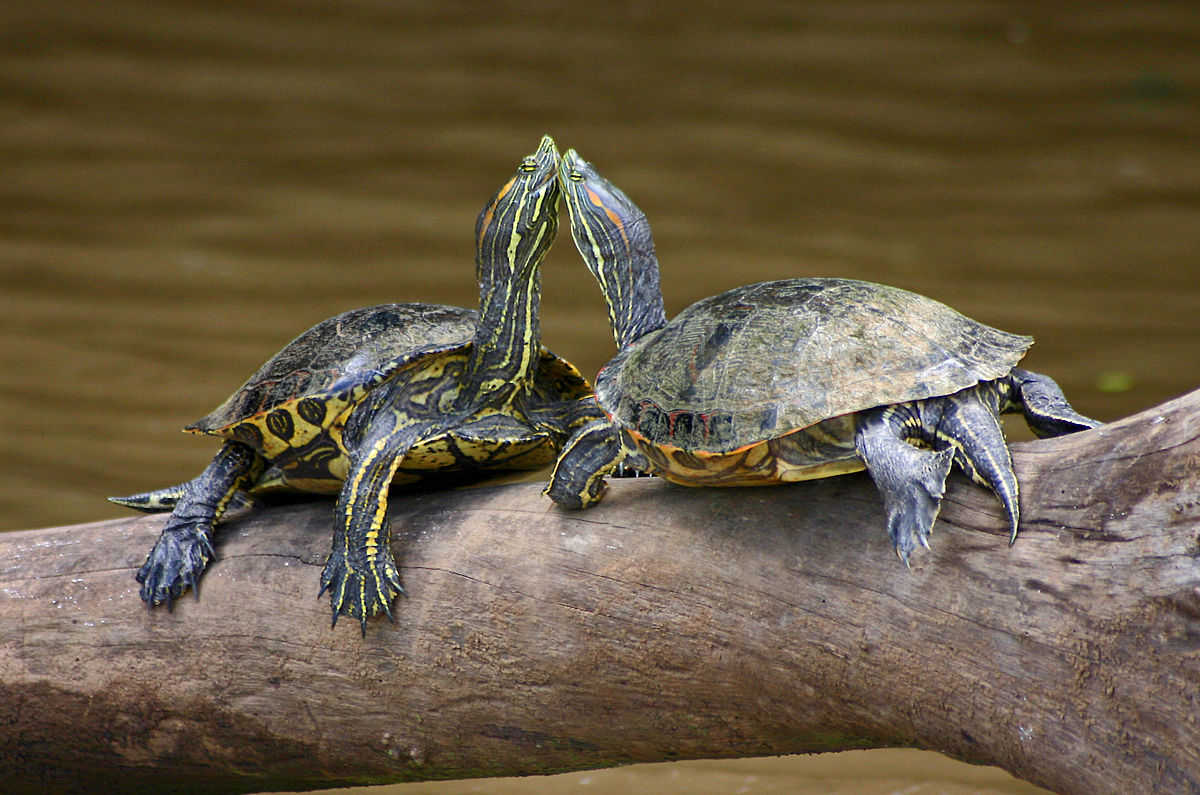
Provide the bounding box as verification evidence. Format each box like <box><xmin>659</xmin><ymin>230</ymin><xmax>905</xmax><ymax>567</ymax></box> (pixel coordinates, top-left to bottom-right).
<box><xmin>2</xmin><ymin>391</ymin><xmax>1199</xmax><ymax>795</ymax></box>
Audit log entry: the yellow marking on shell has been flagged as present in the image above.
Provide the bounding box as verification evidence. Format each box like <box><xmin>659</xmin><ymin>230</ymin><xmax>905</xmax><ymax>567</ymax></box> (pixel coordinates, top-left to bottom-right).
<box><xmin>644</xmin><ymin>438</ymin><xmax>865</xmax><ymax>488</ymax></box>
<box><xmin>739</xmin><ymin>442</ymin><xmax>769</xmax><ymax>470</ymax></box>
<box><xmin>774</xmin><ymin>458</ymin><xmax>865</xmax><ymax>482</ymax></box>
<box><xmin>619</xmin><ymin>410</ymin><xmax>865</xmax><ymax>488</ymax></box>
<box><xmin>628</xmin><ymin>435</ymin><xmax>863</xmax><ymax>488</ymax></box>
<box><xmin>211</xmin><ymin>388</ymin><xmax>363</xmax><ymax>461</ymax></box>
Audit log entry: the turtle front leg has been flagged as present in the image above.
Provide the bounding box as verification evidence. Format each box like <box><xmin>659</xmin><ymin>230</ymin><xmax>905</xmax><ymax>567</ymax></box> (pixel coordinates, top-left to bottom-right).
<box><xmin>935</xmin><ymin>386</ymin><xmax>1021</xmax><ymax>544</ymax></box>
<box><xmin>545</xmin><ymin>416</ymin><xmax>646</xmax><ymax>509</ymax></box>
<box><xmin>320</xmin><ymin>421</ymin><xmax>437</xmax><ymax>635</ymax></box>
<box><xmin>136</xmin><ymin>441</ymin><xmax>264</xmax><ymax>607</ymax></box>
<box><xmin>854</xmin><ymin>407</ymin><xmax>954</xmax><ymax>564</ymax></box>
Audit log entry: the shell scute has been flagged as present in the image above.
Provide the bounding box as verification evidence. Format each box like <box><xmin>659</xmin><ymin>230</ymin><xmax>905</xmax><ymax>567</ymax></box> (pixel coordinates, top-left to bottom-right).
<box><xmin>188</xmin><ymin>303</ymin><xmax>479</xmax><ymax>436</ymax></box>
<box><xmin>598</xmin><ymin>278</ymin><xmax>1031</xmax><ymax>453</ymax></box>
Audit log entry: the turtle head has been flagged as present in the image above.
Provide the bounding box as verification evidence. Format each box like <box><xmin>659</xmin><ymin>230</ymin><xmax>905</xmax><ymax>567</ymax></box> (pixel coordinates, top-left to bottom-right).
<box><xmin>474</xmin><ymin>134</ymin><xmax>560</xmax><ymax>287</ymax></box>
<box><xmin>558</xmin><ymin>148</ymin><xmax>667</xmax><ymax>350</ymax></box>
<box><xmin>467</xmin><ymin>135</ymin><xmax>561</xmax><ymax>396</ymax></box>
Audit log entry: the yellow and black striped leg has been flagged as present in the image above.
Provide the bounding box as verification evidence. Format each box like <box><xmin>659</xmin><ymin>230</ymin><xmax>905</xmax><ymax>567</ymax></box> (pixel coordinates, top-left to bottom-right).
<box><xmin>320</xmin><ymin>422</ymin><xmax>436</xmax><ymax>634</ymax></box>
<box><xmin>136</xmin><ymin>441</ymin><xmax>265</xmax><ymax>608</ymax></box>
<box><xmin>1008</xmin><ymin>368</ymin><xmax>1101</xmax><ymax>438</ymax></box>
<box><xmin>936</xmin><ymin>389</ymin><xmax>1021</xmax><ymax>544</ymax></box>
<box><xmin>854</xmin><ymin>407</ymin><xmax>954</xmax><ymax>565</ymax></box>
<box><xmin>544</xmin><ymin>417</ymin><xmax>644</xmax><ymax>510</ymax></box>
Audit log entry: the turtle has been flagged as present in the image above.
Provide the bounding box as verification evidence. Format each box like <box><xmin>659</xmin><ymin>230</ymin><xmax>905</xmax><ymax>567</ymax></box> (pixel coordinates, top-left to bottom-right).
<box><xmin>112</xmin><ymin>135</ymin><xmax>598</xmax><ymax>631</ymax></box>
<box><xmin>544</xmin><ymin>148</ymin><xmax>1100</xmax><ymax>561</ymax></box>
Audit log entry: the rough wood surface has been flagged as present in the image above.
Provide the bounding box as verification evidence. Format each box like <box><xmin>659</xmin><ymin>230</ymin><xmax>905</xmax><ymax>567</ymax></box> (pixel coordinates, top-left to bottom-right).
<box><xmin>2</xmin><ymin>390</ymin><xmax>1199</xmax><ymax>795</ymax></box>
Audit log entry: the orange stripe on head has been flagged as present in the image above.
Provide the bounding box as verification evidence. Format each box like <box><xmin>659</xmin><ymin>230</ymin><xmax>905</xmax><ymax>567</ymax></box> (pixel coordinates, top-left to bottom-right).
<box><xmin>478</xmin><ymin>177</ymin><xmax>517</xmax><ymax>247</ymax></box>
<box><xmin>586</xmin><ymin>186</ymin><xmax>629</xmax><ymax>249</ymax></box>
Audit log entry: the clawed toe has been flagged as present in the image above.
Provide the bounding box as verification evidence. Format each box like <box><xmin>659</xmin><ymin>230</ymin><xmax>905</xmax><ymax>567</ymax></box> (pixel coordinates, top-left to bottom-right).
<box><xmin>136</xmin><ymin>525</ymin><xmax>215</xmax><ymax>608</ymax></box>
<box><xmin>319</xmin><ymin>553</ymin><xmax>404</xmax><ymax>635</ymax></box>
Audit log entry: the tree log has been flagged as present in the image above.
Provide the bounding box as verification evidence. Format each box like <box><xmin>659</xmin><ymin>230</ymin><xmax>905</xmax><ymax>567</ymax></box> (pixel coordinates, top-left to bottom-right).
<box><xmin>2</xmin><ymin>390</ymin><xmax>1199</xmax><ymax>795</ymax></box>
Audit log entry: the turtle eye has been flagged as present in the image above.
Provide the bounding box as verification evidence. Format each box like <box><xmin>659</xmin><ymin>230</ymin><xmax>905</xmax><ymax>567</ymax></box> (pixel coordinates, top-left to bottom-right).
<box><xmin>518</xmin><ymin>158</ymin><xmax>538</xmax><ymax>173</ymax></box>
<box><xmin>568</xmin><ymin>170</ymin><xmax>583</xmax><ymax>182</ymax></box>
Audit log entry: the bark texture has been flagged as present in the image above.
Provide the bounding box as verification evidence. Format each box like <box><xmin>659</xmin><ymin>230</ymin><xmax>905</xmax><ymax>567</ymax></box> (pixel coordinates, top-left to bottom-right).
<box><xmin>2</xmin><ymin>390</ymin><xmax>1199</xmax><ymax>794</ymax></box>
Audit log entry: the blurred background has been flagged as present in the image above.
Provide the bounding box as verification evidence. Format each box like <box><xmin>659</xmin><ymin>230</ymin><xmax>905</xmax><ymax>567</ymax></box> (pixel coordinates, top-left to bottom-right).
<box><xmin>2</xmin><ymin>1</ymin><xmax>1196</xmax><ymax>793</ymax></box>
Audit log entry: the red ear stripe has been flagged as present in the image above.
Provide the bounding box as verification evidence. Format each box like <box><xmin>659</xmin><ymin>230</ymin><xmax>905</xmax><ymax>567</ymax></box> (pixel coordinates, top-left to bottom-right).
<box><xmin>585</xmin><ymin>186</ymin><xmax>630</xmax><ymax>250</ymax></box>
<box><xmin>476</xmin><ymin>176</ymin><xmax>516</xmax><ymax>250</ymax></box>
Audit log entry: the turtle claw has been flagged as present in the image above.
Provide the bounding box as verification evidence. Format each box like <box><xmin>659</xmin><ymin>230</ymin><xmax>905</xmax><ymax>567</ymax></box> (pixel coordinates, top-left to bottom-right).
<box><xmin>136</xmin><ymin>523</ymin><xmax>215</xmax><ymax>608</ymax></box>
<box><xmin>319</xmin><ymin>550</ymin><xmax>404</xmax><ymax>635</ymax></box>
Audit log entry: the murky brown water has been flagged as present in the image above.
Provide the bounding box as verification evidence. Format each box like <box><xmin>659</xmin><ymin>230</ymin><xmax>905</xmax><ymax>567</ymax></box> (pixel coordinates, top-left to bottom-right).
<box><xmin>3</xmin><ymin>2</ymin><xmax>1198</xmax><ymax>793</ymax></box>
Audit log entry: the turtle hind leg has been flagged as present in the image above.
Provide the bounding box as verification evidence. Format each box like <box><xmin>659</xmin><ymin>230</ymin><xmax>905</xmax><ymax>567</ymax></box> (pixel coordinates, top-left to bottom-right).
<box><xmin>936</xmin><ymin>388</ymin><xmax>1021</xmax><ymax>544</ymax></box>
<box><xmin>854</xmin><ymin>407</ymin><xmax>954</xmax><ymax>564</ymax></box>
<box><xmin>137</xmin><ymin>441</ymin><xmax>264</xmax><ymax>608</ymax></box>
<box><xmin>1007</xmin><ymin>368</ymin><xmax>1100</xmax><ymax>438</ymax></box>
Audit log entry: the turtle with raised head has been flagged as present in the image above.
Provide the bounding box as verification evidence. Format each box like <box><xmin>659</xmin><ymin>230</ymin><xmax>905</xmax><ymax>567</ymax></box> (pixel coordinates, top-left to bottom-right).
<box><xmin>112</xmin><ymin>135</ymin><xmax>596</xmax><ymax>631</ymax></box>
<box><xmin>545</xmin><ymin>148</ymin><xmax>1099</xmax><ymax>561</ymax></box>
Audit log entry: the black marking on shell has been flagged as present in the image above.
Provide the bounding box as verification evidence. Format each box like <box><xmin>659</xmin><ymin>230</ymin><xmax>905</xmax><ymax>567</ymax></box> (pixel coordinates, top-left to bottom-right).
<box><xmin>671</xmin><ymin>448</ymin><xmax>708</xmax><ymax>470</ymax></box>
<box><xmin>190</xmin><ymin>303</ymin><xmax>479</xmax><ymax>432</ymax></box>
<box><xmin>297</xmin><ymin>397</ymin><xmax>327</xmax><ymax>426</ymax></box>
<box><xmin>266</xmin><ymin>409</ymin><xmax>295</xmax><ymax>441</ymax></box>
<box><xmin>231</xmin><ymin>422</ymin><xmax>264</xmax><ymax>450</ymax></box>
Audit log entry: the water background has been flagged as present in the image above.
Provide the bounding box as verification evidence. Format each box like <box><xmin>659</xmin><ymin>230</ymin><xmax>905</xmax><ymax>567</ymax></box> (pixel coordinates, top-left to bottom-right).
<box><xmin>3</xmin><ymin>3</ymin><xmax>1197</xmax><ymax>793</ymax></box>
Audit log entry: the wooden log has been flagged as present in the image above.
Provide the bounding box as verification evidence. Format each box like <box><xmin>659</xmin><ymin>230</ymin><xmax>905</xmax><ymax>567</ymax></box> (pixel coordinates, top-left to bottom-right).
<box><xmin>2</xmin><ymin>390</ymin><xmax>1199</xmax><ymax>795</ymax></box>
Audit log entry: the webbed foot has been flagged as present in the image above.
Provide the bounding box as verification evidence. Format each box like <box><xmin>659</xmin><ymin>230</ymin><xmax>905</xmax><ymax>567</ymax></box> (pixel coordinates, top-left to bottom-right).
<box><xmin>136</xmin><ymin>523</ymin><xmax>215</xmax><ymax>607</ymax></box>
<box><xmin>319</xmin><ymin>550</ymin><xmax>405</xmax><ymax>635</ymax></box>
<box><xmin>855</xmin><ymin>407</ymin><xmax>956</xmax><ymax>564</ymax></box>
<box><xmin>882</xmin><ymin>447</ymin><xmax>954</xmax><ymax>564</ymax></box>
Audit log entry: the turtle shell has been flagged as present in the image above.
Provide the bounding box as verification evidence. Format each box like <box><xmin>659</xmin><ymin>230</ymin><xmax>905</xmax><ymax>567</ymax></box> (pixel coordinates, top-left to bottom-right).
<box><xmin>595</xmin><ymin>278</ymin><xmax>1032</xmax><ymax>453</ymax></box>
<box><xmin>188</xmin><ymin>303</ymin><xmax>479</xmax><ymax>450</ymax></box>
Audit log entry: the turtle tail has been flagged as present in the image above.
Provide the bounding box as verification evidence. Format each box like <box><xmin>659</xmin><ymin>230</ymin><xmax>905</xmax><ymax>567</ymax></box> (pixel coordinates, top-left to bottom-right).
<box><xmin>110</xmin><ymin>483</ymin><xmax>257</xmax><ymax>515</ymax></box>
<box><xmin>109</xmin><ymin>484</ymin><xmax>190</xmax><ymax>513</ymax></box>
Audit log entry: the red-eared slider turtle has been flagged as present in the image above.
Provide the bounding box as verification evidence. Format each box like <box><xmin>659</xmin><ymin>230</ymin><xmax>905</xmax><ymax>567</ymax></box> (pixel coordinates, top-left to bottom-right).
<box><xmin>112</xmin><ymin>135</ymin><xmax>595</xmax><ymax>631</ymax></box>
<box><xmin>544</xmin><ymin>149</ymin><xmax>1100</xmax><ymax>561</ymax></box>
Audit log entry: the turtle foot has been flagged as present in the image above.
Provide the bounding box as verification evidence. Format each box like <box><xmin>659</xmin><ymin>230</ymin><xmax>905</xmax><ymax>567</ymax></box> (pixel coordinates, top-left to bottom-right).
<box><xmin>319</xmin><ymin>551</ymin><xmax>405</xmax><ymax>636</ymax></box>
<box><xmin>136</xmin><ymin>524</ymin><xmax>215</xmax><ymax>608</ymax></box>
<box><xmin>884</xmin><ymin>446</ymin><xmax>953</xmax><ymax>565</ymax></box>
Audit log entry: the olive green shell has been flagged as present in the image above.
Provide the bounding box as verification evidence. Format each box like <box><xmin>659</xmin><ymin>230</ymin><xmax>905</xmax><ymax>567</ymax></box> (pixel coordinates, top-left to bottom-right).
<box><xmin>595</xmin><ymin>278</ymin><xmax>1032</xmax><ymax>453</ymax></box>
<box><xmin>189</xmin><ymin>303</ymin><xmax>479</xmax><ymax>440</ymax></box>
